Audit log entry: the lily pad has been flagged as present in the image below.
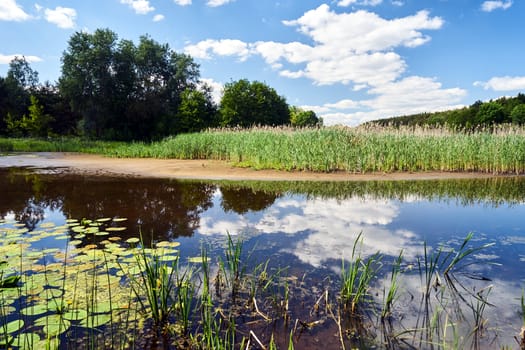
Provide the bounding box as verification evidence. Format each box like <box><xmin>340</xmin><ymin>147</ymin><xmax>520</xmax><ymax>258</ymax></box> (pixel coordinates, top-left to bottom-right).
<box><xmin>63</xmin><ymin>309</ymin><xmax>88</xmax><ymax>321</ymax></box>
<box><xmin>106</xmin><ymin>227</ymin><xmax>126</xmax><ymax>232</ymax></box>
<box><xmin>2</xmin><ymin>319</ymin><xmax>24</xmax><ymax>333</ymax></box>
<box><xmin>20</xmin><ymin>303</ymin><xmax>49</xmax><ymax>316</ymax></box>
<box><xmin>12</xmin><ymin>333</ymin><xmax>41</xmax><ymax>349</ymax></box>
<box><xmin>80</xmin><ymin>313</ymin><xmax>111</xmax><ymax>328</ymax></box>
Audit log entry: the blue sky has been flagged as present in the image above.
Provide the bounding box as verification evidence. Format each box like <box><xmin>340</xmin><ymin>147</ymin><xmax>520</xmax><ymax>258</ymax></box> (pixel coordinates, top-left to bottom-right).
<box><xmin>1</xmin><ymin>0</ymin><xmax>524</xmax><ymax>125</ymax></box>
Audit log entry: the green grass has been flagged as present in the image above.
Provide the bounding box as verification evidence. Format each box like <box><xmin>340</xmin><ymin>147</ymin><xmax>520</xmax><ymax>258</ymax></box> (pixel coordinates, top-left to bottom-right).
<box><xmin>3</xmin><ymin>124</ymin><xmax>525</xmax><ymax>174</ymax></box>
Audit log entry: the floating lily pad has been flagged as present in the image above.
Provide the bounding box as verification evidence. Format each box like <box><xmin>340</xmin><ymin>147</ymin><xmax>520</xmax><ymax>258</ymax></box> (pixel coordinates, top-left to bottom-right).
<box><xmin>125</xmin><ymin>237</ymin><xmax>140</xmax><ymax>244</ymax></box>
<box><xmin>12</xmin><ymin>333</ymin><xmax>41</xmax><ymax>349</ymax></box>
<box><xmin>96</xmin><ymin>218</ymin><xmax>112</xmax><ymax>223</ymax></box>
<box><xmin>188</xmin><ymin>257</ymin><xmax>209</xmax><ymax>263</ymax></box>
<box><xmin>70</xmin><ymin>226</ymin><xmax>85</xmax><ymax>233</ymax></box>
<box><xmin>2</xmin><ymin>319</ymin><xmax>24</xmax><ymax>333</ymax></box>
<box><xmin>80</xmin><ymin>313</ymin><xmax>111</xmax><ymax>328</ymax></box>
<box><xmin>63</xmin><ymin>309</ymin><xmax>88</xmax><ymax>321</ymax></box>
<box><xmin>20</xmin><ymin>303</ymin><xmax>49</xmax><ymax>316</ymax></box>
<box><xmin>107</xmin><ymin>227</ymin><xmax>126</xmax><ymax>232</ymax></box>
<box><xmin>35</xmin><ymin>315</ymin><xmax>71</xmax><ymax>336</ymax></box>
<box><xmin>112</xmin><ymin>218</ymin><xmax>128</xmax><ymax>222</ymax></box>
<box><xmin>159</xmin><ymin>255</ymin><xmax>178</xmax><ymax>262</ymax></box>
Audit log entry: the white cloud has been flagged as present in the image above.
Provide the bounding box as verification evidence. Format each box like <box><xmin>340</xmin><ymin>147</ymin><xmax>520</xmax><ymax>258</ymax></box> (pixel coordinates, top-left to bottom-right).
<box><xmin>120</xmin><ymin>0</ymin><xmax>154</xmax><ymax>14</ymax></box>
<box><xmin>184</xmin><ymin>39</ymin><xmax>252</xmax><ymax>61</ymax></box>
<box><xmin>282</xmin><ymin>6</ymin><xmax>442</xmax><ymax>53</ymax></box>
<box><xmin>153</xmin><ymin>14</ymin><xmax>165</xmax><ymax>22</ymax></box>
<box><xmin>481</xmin><ymin>0</ymin><xmax>513</xmax><ymax>12</ymax></box>
<box><xmin>391</xmin><ymin>0</ymin><xmax>404</xmax><ymax>6</ymax></box>
<box><xmin>0</xmin><ymin>0</ymin><xmax>31</xmax><ymax>21</ymax></box>
<box><xmin>308</xmin><ymin>76</ymin><xmax>466</xmax><ymax>125</ymax></box>
<box><xmin>44</xmin><ymin>7</ymin><xmax>76</xmax><ymax>29</ymax></box>
<box><xmin>174</xmin><ymin>0</ymin><xmax>192</xmax><ymax>5</ymax></box>
<box><xmin>324</xmin><ymin>99</ymin><xmax>361</xmax><ymax>110</ymax></box>
<box><xmin>184</xmin><ymin>5</ymin><xmax>460</xmax><ymax>126</ymax></box>
<box><xmin>338</xmin><ymin>0</ymin><xmax>383</xmax><ymax>6</ymax></box>
<box><xmin>206</xmin><ymin>0</ymin><xmax>235</xmax><ymax>7</ymax></box>
<box><xmin>199</xmin><ymin>78</ymin><xmax>224</xmax><ymax>105</ymax></box>
<box><xmin>474</xmin><ymin>76</ymin><xmax>525</xmax><ymax>91</ymax></box>
<box><xmin>0</xmin><ymin>54</ymin><xmax>42</xmax><ymax>65</ymax></box>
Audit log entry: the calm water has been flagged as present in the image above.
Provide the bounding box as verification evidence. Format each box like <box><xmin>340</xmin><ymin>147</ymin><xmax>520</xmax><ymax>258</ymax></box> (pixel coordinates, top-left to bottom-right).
<box><xmin>2</xmin><ymin>166</ymin><xmax>525</xmax><ymax>348</ymax></box>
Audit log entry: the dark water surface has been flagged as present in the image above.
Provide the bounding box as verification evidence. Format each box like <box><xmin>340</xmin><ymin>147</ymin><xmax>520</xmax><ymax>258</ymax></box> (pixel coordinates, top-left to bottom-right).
<box><xmin>2</xmin><ymin>167</ymin><xmax>525</xmax><ymax>349</ymax></box>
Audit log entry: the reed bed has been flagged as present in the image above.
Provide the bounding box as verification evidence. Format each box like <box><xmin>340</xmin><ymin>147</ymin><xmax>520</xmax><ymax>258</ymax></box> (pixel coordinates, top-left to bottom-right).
<box><xmin>2</xmin><ymin>125</ymin><xmax>525</xmax><ymax>174</ymax></box>
<box><xmin>105</xmin><ymin>124</ymin><xmax>525</xmax><ymax>174</ymax></box>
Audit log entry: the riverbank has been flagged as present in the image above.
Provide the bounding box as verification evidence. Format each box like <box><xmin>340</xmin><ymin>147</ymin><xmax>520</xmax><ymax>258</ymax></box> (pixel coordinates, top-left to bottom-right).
<box><xmin>0</xmin><ymin>152</ymin><xmax>508</xmax><ymax>181</ymax></box>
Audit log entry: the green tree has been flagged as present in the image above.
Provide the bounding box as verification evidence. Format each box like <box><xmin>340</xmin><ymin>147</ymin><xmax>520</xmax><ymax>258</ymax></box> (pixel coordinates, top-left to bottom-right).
<box><xmin>59</xmin><ymin>29</ymin><xmax>201</xmax><ymax>140</ymax></box>
<box><xmin>20</xmin><ymin>95</ymin><xmax>53</xmax><ymax>137</ymax></box>
<box><xmin>475</xmin><ymin>101</ymin><xmax>505</xmax><ymax>125</ymax></box>
<box><xmin>219</xmin><ymin>79</ymin><xmax>289</xmax><ymax>127</ymax></box>
<box><xmin>175</xmin><ymin>86</ymin><xmax>218</xmax><ymax>133</ymax></box>
<box><xmin>290</xmin><ymin>106</ymin><xmax>322</xmax><ymax>127</ymax></box>
<box><xmin>59</xmin><ymin>29</ymin><xmax>119</xmax><ymax>138</ymax></box>
<box><xmin>511</xmin><ymin>104</ymin><xmax>525</xmax><ymax>124</ymax></box>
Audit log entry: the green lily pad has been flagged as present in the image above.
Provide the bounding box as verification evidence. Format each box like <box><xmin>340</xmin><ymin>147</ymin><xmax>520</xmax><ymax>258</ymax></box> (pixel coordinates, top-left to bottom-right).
<box><xmin>35</xmin><ymin>315</ymin><xmax>70</xmax><ymax>336</ymax></box>
<box><xmin>125</xmin><ymin>237</ymin><xmax>140</xmax><ymax>244</ymax></box>
<box><xmin>96</xmin><ymin>218</ymin><xmax>112</xmax><ymax>223</ymax></box>
<box><xmin>20</xmin><ymin>303</ymin><xmax>49</xmax><ymax>316</ymax></box>
<box><xmin>12</xmin><ymin>333</ymin><xmax>41</xmax><ymax>349</ymax></box>
<box><xmin>112</xmin><ymin>218</ymin><xmax>127</xmax><ymax>222</ymax></box>
<box><xmin>107</xmin><ymin>227</ymin><xmax>126</xmax><ymax>232</ymax></box>
<box><xmin>63</xmin><ymin>309</ymin><xmax>88</xmax><ymax>321</ymax></box>
<box><xmin>1</xmin><ymin>319</ymin><xmax>24</xmax><ymax>333</ymax></box>
<box><xmin>80</xmin><ymin>313</ymin><xmax>111</xmax><ymax>328</ymax></box>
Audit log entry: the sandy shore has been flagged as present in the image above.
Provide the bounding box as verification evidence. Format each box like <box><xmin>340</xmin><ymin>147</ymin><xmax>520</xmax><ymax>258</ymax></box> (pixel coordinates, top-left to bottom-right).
<box><xmin>0</xmin><ymin>152</ymin><xmax>506</xmax><ymax>181</ymax></box>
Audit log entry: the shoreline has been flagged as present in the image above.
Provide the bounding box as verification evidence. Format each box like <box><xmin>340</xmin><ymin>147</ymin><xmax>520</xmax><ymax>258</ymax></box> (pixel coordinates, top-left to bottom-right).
<box><xmin>0</xmin><ymin>152</ymin><xmax>514</xmax><ymax>181</ymax></box>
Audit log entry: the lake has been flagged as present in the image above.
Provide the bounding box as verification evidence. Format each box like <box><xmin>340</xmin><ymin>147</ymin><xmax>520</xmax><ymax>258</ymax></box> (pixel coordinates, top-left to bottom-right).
<box><xmin>1</xmin><ymin>165</ymin><xmax>525</xmax><ymax>349</ymax></box>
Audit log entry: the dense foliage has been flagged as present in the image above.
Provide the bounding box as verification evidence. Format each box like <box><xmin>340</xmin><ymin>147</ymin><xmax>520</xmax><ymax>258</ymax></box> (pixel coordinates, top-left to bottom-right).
<box><xmin>372</xmin><ymin>94</ymin><xmax>525</xmax><ymax>128</ymax></box>
<box><xmin>0</xmin><ymin>29</ymin><xmax>316</xmax><ymax>141</ymax></box>
<box><xmin>219</xmin><ymin>79</ymin><xmax>290</xmax><ymax>127</ymax></box>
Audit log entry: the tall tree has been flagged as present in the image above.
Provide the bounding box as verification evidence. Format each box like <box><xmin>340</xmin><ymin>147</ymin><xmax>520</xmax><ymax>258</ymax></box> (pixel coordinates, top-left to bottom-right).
<box><xmin>1</xmin><ymin>57</ymin><xmax>40</xmax><ymax>135</ymax></box>
<box><xmin>59</xmin><ymin>29</ymin><xmax>201</xmax><ymax>140</ymax></box>
<box><xmin>175</xmin><ymin>85</ymin><xmax>218</xmax><ymax>133</ymax></box>
<box><xmin>219</xmin><ymin>79</ymin><xmax>290</xmax><ymax>127</ymax></box>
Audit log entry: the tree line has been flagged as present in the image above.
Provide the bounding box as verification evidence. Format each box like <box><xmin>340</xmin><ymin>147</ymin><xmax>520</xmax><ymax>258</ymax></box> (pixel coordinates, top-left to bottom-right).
<box><xmin>0</xmin><ymin>29</ymin><xmax>321</xmax><ymax>141</ymax></box>
<box><xmin>372</xmin><ymin>94</ymin><xmax>525</xmax><ymax>128</ymax></box>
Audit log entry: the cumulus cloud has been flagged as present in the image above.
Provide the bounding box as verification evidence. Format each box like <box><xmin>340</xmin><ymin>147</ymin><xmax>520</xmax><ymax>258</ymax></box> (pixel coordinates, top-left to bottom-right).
<box><xmin>207</xmin><ymin>0</ymin><xmax>235</xmax><ymax>7</ymax></box>
<box><xmin>184</xmin><ymin>4</ymin><xmax>462</xmax><ymax>125</ymax></box>
<box><xmin>44</xmin><ymin>7</ymin><xmax>76</xmax><ymax>29</ymax></box>
<box><xmin>186</xmin><ymin>5</ymin><xmax>442</xmax><ymax>88</ymax></box>
<box><xmin>120</xmin><ymin>0</ymin><xmax>154</xmax><ymax>14</ymax></box>
<box><xmin>174</xmin><ymin>0</ymin><xmax>192</xmax><ymax>5</ymax></box>
<box><xmin>184</xmin><ymin>39</ymin><xmax>252</xmax><ymax>61</ymax></box>
<box><xmin>0</xmin><ymin>54</ymin><xmax>42</xmax><ymax>64</ymax></box>
<box><xmin>0</xmin><ymin>0</ymin><xmax>31</xmax><ymax>21</ymax></box>
<box><xmin>481</xmin><ymin>0</ymin><xmax>513</xmax><ymax>12</ymax></box>
<box><xmin>474</xmin><ymin>76</ymin><xmax>525</xmax><ymax>91</ymax></box>
<box><xmin>306</xmin><ymin>76</ymin><xmax>466</xmax><ymax>125</ymax></box>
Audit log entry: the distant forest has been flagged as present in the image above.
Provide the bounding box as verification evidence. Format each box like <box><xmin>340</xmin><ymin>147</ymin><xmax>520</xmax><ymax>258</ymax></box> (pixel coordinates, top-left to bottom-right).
<box><xmin>0</xmin><ymin>29</ymin><xmax>320</xmax><ymax>142</ymax></box>
<box><xmin>371</xmin><ymin>93</ymin><xmax>525</xmax><ymax>128</ymax></box>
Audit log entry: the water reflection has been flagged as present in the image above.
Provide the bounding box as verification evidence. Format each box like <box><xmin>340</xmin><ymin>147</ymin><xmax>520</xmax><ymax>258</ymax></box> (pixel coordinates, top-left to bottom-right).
<box><xmin>2</xmin><ymin>168</ymin><xmax>525</xmax><ymax>347</ymax></box>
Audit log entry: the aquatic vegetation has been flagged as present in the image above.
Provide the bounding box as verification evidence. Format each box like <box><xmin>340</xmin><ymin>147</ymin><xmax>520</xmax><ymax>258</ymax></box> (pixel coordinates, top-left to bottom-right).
<box><xmin>0</xmin><ymin>215</ymin><xmax>519</xmax><ymax>349</ymax></box>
